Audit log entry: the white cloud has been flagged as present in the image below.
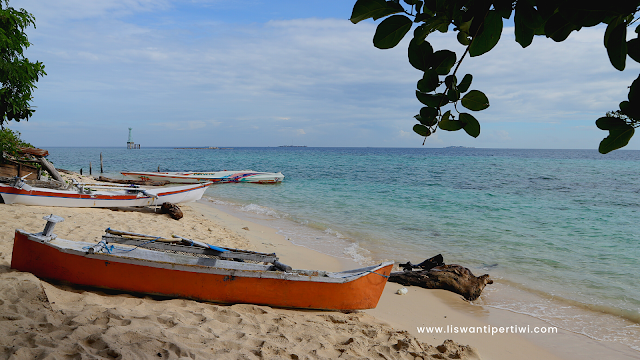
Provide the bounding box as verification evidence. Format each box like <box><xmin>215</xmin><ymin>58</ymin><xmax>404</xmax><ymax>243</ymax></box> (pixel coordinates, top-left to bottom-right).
<box><xmin>14</xmin><ymin>0</ymin><xmax>171</xmax><ymax>21</ymax></box>
<box><xmin>8</xmin><ymin>0</ymin><xmax>640</xmax><ymax>149</ymax></box>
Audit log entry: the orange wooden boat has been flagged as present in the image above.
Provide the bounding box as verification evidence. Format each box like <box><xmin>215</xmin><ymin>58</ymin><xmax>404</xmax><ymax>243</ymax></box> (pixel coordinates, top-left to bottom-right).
<box><xmin>11</xmin><ymin>215</ymin><xmax>393</xmax><ymax>310</ymax></box>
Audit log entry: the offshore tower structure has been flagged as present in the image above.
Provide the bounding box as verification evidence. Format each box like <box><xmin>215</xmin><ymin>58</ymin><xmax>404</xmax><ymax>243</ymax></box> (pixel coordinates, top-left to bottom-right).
<box><xmin>127</xmin><ymin>128</ymin><xmax>140</xmax><ymax>149</ymax></box>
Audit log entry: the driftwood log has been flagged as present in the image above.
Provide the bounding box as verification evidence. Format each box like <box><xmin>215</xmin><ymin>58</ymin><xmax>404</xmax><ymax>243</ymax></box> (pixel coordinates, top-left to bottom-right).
<box><xmin>34</xmin><ymin>156</ymin><xmax>64</xmax><ymax>182</ymax></box>
<box><xmin>389</xmin><ymin>254</ymin><xmax>493</xmax><ymax>301</ymax></box>
<box><xmin>160</xmin><ymin>202</ymin><xmax>183</xmax><ymax>220</ymax></box>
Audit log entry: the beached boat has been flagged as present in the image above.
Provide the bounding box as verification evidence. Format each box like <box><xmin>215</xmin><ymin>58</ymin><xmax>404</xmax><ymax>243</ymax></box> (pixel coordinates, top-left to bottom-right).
<box><xmin>121</xmin><ymin>170</ymin><xmax>284</xmax><ymax>184</ymax></box>
<box><xmin>0</xmin><ymin>178</ymin><xmax>211</xmax><ymax>207</ymax></box>
<box><xmin>11</xmin><ymin>216</ymin><xmax>392</xmax><ymax>310</ymax></box>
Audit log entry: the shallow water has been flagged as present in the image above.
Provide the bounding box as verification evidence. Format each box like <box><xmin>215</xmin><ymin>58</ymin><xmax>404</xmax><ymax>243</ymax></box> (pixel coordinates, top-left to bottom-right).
<box><xmin>47</xmin><ymin>146</ymin><xmax>640</xmax><ymax>352</ymax></box>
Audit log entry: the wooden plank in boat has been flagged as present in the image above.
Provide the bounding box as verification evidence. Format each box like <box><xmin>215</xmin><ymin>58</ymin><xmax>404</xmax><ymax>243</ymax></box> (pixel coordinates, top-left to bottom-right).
<box><xmin>103</xmin><ymin>234</ymin><xmax>279</xmax><ymax>263</ymax></box>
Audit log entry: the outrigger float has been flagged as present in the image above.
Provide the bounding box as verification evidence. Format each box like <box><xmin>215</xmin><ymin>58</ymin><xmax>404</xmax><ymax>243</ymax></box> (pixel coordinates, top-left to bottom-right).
<box><xmin>11</xmin><ymin>216</ymin><xmax>392</xmax><ymax>310</ymax></box>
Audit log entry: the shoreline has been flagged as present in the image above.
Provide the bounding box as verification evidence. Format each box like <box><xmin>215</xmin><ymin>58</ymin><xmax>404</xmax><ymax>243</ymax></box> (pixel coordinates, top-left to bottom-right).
<box><xmin>190</xmin><ymin>200</ymin><xmax>640</xmax><ymax>360</ymax></box>
<box><xmin>0</xmin><ymin>195</ymin><xmax>637</xmax><ymax>358</ymax></box>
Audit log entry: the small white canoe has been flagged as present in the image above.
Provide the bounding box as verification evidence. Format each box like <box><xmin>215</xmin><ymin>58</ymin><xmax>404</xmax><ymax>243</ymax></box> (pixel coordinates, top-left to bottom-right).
<box><xmin>0</xmin><ymin>179</ymin><xmax>211</xmax><ymax>207</ymax></box>
<box><xmin>121</xmin><ymin>170</ymin><xmax>284</xmax><ymax>184</ymax></box>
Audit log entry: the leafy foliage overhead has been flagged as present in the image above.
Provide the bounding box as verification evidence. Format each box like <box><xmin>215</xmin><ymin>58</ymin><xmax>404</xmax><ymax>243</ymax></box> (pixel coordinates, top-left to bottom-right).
<box><xmin>0</xmin><ymin>0</ymin><xmax>46</xmax><ymax>129</ymax></box>
<box><xmin>351</xmin><ymin>0</ymin><xmax>640</xmax><ymax>153</ymax></box>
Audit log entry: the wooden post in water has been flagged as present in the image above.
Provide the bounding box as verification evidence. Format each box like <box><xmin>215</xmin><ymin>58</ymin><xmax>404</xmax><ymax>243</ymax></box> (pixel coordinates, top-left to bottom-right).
<box><xmin>89</xmin><ymin>162</ymin><xmax>92</xmax><ymax>175</ymax></box>
<box><xmin>158</xmin><ymin>165</ymin><xmax>160</xmax><ymax>172</ymax></box>
<box><xmin>100</xmin><ymin>153</ymin><xmax>104</xmax><ymax>173</ymax></box>
<box><xmin>80</xmin><ymin>168</ymin><xmax>83</xmax><ymax>175</ymax></box>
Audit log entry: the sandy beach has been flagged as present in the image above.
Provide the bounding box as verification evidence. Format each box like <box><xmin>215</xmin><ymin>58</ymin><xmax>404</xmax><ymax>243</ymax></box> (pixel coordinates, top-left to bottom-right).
<box><xmin>0</xmin><ymin>195</ymin><xmax>638</xmax><ymax>359</ymax></box>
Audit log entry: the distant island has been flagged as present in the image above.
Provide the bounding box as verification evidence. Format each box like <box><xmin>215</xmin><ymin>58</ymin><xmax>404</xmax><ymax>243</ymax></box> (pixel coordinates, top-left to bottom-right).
<box><xmin>279</xmin><ymin>145</ymin><xmax>307</xmax><ymax>147</ymax></box>
<box><xmin>444</xmin><ymin>146</ymin><xmax>474</xmax><ymax>149</ymax></box>
<box><xmin>174</xmin><ymin>147</ymin><xmax>233</xmax><ymax>149</ymax></box>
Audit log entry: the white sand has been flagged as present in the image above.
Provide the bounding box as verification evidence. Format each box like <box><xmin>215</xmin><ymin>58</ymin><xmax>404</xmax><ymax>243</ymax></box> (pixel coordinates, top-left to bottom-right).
<box><xmin>0</xmin><ymin>203</ymin><xmax>479</xmax><ymax>359</ymax></box>
<box><xmin>1</xmin><ymin>196</ymin><xmax>637</xmax><ymax>359</ymax></box>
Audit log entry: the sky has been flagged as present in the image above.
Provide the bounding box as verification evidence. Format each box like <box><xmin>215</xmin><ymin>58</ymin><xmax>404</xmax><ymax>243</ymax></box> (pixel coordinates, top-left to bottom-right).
<box><xmin>7</xmin><ymin>0</ymin><xmax>640</xmax><ymax>149</ymax></box>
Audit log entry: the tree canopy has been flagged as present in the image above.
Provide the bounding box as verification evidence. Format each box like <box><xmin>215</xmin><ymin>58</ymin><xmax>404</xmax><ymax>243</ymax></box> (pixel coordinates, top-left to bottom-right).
<box><xmin>0</xmin><ymin>0</ymin><xmax>46</xmax><ymax>130</ymax></box>
<box><xmin>350</xmin><ymin>0</ymin><xmax>640</xmax><ymax>153</ymax></box>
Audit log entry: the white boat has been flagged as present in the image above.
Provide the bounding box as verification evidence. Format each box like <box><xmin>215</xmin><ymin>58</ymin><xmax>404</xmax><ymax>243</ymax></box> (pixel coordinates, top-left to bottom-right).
<box><xmin>0</xmin><ymin>178</ymin><xmax>211</xmax><ymax>207</ymax></box>
<box><xmin>121</xmin><ymin>170</ymin><xmax>284</xmax><ymax>184</ymax></box>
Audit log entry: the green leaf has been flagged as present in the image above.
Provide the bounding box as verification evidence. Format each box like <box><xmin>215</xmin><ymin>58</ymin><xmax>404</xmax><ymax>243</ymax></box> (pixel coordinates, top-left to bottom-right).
<box><xmin>438</xmin><ymin>111</ymin><xmax>464</xmax><ymax>131</ymax></box>
<box><xmin>447</xmin><ymin>88</ymin><xmax>460</xmax><ymax>102</ymax></box>
<box><xmin>627</xmin><ymin>38</ymin><xmax>640</xmax><ymax>63</ymax></box>
<box><xmin>413</xmin><ymin>23</ymin><xmax>431</xmax><ymax>42</ymax></box>
<box><xmin>419</xmin><ymin>106</ymin><xmax>438</xmax><ymax>126</ymax></box>
<box><xmin>599</xmin><ymin>126</ymin><xmax>635</xmax><ymax>154</ymax></box>
<box><xmin>514</xmin><ymin>2</ymin><xmax>535</xmax><ymax>48</ymax></box>
<box><xmin>413</xmin><ymin>124</ymin><xmax>432</xmax><ymax>137</ymax></box>
<box><xmin>628</xmin><ymin>75</ymin><xmax>640</xmax><ymax>103</ymax></box>
<box><xmin>469</xmin><ymin>10</ymin><xmax>503</xmax><ymax>57</ymax></box>
<box><xmin>561</xmin><ymin>8</ymin><xmax>606</xmax><ymax>28</ymax></box>
<box><xmin>350</xmin><ymin>0</ymin><xmax>405</xmax><ymax>24</ymax></box>
<box><xmin>544</xmin><ymin>12</ymin><xmax>578</xmax><ymax>42</ymax></box>
<box><xmin>416</xmin><ymin>91</ymin><xmax>446</xmax><ymax>107</ymax></box>
<box><xmin>417</xmin><ymin>15</ymin><xmax>451</xmax><ymax>36</ymax></box>
<box><xmin>415</xmin><ymin>0</ymin><xmax>423</xmax><ymax>15</ymax></box>
<box><xmin>432</xmin><ymin>50</ymin><xmax>456</xmax><ymax>75</ymax></box>
<box><xmin>605</xmin><ymin>21</ymin><xmax>627</xmax><ymax>71</ymax></box>
<box><xmin>408</xmin><ymin>38</ymin><xmax>434</xmax><ymax>71</ymax></box>
<box><xmin>515</xmin><ymin>23</ymin><xmax>534</xmax><ymax>48</ymax></box>
<box><xmin>604</xmin><ymin>16</ymin><xmax>623</xmax><ymax>46</ymax></box>
<box><xmin>619</xmin><ymin>101</ymin><xmax>640</xmax><ymax>119</ymax></box>
<box><xmin>417</xmin><ymin>70</ymin><xmax>439</xmax><ymax>92</ymax></box>
<box><xmin>458</xmin><ymin>19</ymin><xmax>472</xmax><ymax>34</ymax></box>
<box><xmin>461</xmin><ymin>90</ymin><xmax>490</xmax><ymax>111</ymax></box>
<box><xmin>515</xmin><ymin>0</ymin><xmax>544</xmax><ymax>30</ymax></box>
<box><xmin>459</xmin><ymin>113</ymin><xmax>480</xmax><ymax>137</ymax></box>
<box><xmin>457</xmin><ymin>31</ymin><xmax>471</xmax><ymax>46</ymax></box>
<box><xmin>373</xmin><ymin>15</ymin><xmax>413</xmax><ymax>49</ymax></box>
<box><xmin>493</xmin><ymin>0</ymin><xmax>513</xmax><ymax>19</ymax></box>
<box><xmin>444</xmin><ymin>75</ymin><xmax>457</xmax><ymax>89</ymax></box>
<box><xmin>457</xmin><ymin>74</ymin><xmax>472</xmax><ymax>93</ymax></box>
<box><xmin>595</xmin><ymin>117</ymin><xmax>627</xmax><ymax>130</ymax></box>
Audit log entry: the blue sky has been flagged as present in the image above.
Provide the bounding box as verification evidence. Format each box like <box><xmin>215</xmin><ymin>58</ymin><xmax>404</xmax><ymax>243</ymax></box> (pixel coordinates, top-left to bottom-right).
<box><xmin>8</xmin><ymin>0</ymin><xmax>640</xmax><ymax>149</ymax></box>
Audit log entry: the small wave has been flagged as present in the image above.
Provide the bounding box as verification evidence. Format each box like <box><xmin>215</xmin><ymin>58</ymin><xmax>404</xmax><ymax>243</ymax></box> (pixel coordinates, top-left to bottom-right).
<box><xmin>239</xmin><ymin>204</ymin><xmax>282</xmax><ymax>218</ymax></box>
<box><xmin>202</xmin><ymin>196</ymin><xmax>230</xmax><ymax>206</ymax></box>
<box><xmin>324</xmin><ymin>228</ymin><xmax>346</xmax><ymax>239</ymax></box>
<box><xmin>483</xmin><ymin>280</ymin><xmax>640</xmax><ymax>353</ymax></box>
<box><xmin>343</xmin><ymin>243</ymin><xmax>372</xmax><ymax>265</ymax></box>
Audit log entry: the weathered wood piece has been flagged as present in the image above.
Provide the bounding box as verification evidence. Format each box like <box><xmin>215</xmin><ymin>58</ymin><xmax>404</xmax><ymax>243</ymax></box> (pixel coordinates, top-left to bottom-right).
<box><xmin>389</xmin><ymin>255</ymin><xmax>493</xmax><ymax>301</ymax></box>
<box><xmin>160</xmin><ymin>202</ymin><xmax>183</xmax><ymax>220</ymax></box>
<box><xmin>35</xmin><ymin>156</ymin><xmax>64</xmax><ymax>182</ymax></box>
<box><xmin>0</xmin><ymin>162</ymin><xmax>40</xmax><ymax>181</ymax></box>
<box><xmin>398</xmin><ymin>254</ymin><xmax>443</xmax><ymax>271</ymax></box>
<box><xmin>103</xmin><ymin>233</ymin><xmax>280</xmax><ymax>263</ymax></box>
<box><xmin>18</xmin><ymin>147</ymin><xmax>49</xmax><ymax>157</ymax></box>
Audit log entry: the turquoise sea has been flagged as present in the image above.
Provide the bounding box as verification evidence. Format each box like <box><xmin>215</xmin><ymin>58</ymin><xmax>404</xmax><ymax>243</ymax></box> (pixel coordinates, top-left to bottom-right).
<box><xmin>46</xmin><ymin>147</ymin><xmax>640</xmax><ymax>353</ymax></box>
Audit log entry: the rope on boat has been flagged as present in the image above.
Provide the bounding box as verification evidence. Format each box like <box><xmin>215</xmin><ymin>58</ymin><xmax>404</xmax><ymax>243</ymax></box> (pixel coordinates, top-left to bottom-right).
<box><xmin>84</xmin><ymin>237</ymin><xmax>162</xmax><ymax>254</ymax></box>
<box><xmin>366</xmin><ymin>270</ymin><xmax>390</xmax><ymax>279</ymax></box>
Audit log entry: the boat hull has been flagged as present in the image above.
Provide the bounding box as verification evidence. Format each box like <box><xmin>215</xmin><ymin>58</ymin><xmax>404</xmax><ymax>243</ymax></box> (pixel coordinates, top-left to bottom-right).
<box><xmin>0</xmin><ymin>183</ymin><xmax>210</xmax><ymax>207</ymax></box>
<box><xmin>121</xmin><ymin>171</ymin><xmax>284</xmax><ymax>184</ymax></box>
<box><xmin>11</xmin><ymin>231</ymin><xmax>392</xmax><ymax>310</ymax></box>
